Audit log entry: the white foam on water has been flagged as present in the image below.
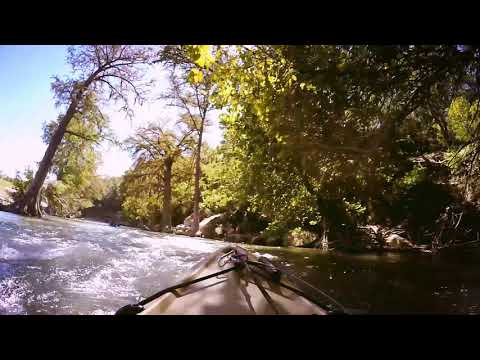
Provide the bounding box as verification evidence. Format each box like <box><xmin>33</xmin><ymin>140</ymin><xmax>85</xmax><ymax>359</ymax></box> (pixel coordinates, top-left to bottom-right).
<box><xmin>28</xmin><ymin>290</ymin><xmax>60</xmax><ymax>305</ymax></box>
<box><xmin>26</xmin><ymin>265</ymin><xmax>41</xmax><ymax>270</ymax></box>
<box><xmin>41</xmin><ymin>247</ymin><xmax>71</xmax><ymax>260</ymax></box>
<box><xmin>0</xmin><ymin>211</ymin><xmax>292</xmax><ymax>314</ymax></box>
<box><xmin>0</xmin><ymin>245</ymin><xmax>24</xmax><ymax>260</ymax></box>
<box><xmin>0</xmin><ymin>277</ymin><xmax>27</xmax><ymax>314</ymax></box>
<box><xmin>67</xmin><ymin>262</ymin><xmax>140</xmax><ymax>300</ymax></box>
<box><xmin>90</xmin><ymin>309</ymin><xmax>113</xmax><ymax>315</ymax></box>
<box><xmin>167</xmin><ymin>254</ymin><xmax>199</xmax><ymax>272</ymax></box>
<box><xmin>252</xmin><ymin>252</ymin><xmax>277</xmax><ymax>260</ymax></box>
<box><xmin>128</xmin><ymin>234</ymin><xmax>221</xmax><ymax>254</ymax></box>
<box><xmin>10</xmin><ymin>235</ymin><xmax>44</xmax><ymax>245</ymax></box>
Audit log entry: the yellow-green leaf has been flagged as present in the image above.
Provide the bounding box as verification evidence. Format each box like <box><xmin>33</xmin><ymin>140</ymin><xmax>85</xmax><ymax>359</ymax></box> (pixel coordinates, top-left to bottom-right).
<box><xmin>188</xmin><ymin>68</ymin><xmax>204</xmax><ymax>84</ymax></box>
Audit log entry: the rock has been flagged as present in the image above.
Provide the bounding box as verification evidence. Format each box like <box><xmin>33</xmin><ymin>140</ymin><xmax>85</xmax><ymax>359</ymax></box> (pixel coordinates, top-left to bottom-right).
<box><xmin>183</xmin><ymin>209</ymin><xmax>209</xmax><ymax>227</ymax></box>
<box><xmin>174</xmin><ymin>224</ymin><xmax>191</xmax><ymax>235</ymax></box>
<box><xmin>152</xmin><ymin>224</ymin><xmax>162</xmax><ymax>232</ymax></box>
<box><xmin>197</xmin><ymin>213</ymin><xmax>227</xmax><ymax>239</ymax></box>
<box><xmin>183</xmin><ymin>214</ymin><xmax>194</xmax><ymax>227</ymax></box>
<box><xmin>365</xmin><ymin>225</ymin><xmax>380</xmax><ymax>233</ymax></box>
<box><xmin>357</xmin><ymin>225</ymin><xmax>385</xmax><ymax>247</ymax></box>
<box><xmin>251</xmin><ymin>235</ymin><xmax>267</xmax><ymax>245</ymax></box>
<box><xmin>174</xmin><ymin>229</ymin><xmax>189</xmax><ymax>236</ymax></box>
<box><xmin>385</xmin><ymin>234</ymin><xmax>413</xmax><ymax>249</ymax></box>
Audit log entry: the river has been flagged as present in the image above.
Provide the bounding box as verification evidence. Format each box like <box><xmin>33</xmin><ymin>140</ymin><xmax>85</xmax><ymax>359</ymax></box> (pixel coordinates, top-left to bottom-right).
<box><xmin>1</xmin><ymin>210</ymin><xmax>479</xmax><ymax>314</ymax></box>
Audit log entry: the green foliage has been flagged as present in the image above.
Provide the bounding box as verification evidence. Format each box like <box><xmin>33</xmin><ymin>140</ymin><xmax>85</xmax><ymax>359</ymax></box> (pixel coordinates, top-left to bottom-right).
<box><xmin>288</xmin><ymin>227</ymin><xmax>318</xmax><ymax>247</ymax></box>
<box><xmin>195</xmin><ymin>45</ymin><xmax>480</xmax><ymax>243</ymax></box>
<box><xmin>201</xmin><ymin>145</ymin><xmax>246</xmax><ymax>213</ymax></box>
<box><xmin>95</xmin><ymin>176</ymin><xmax>123</xmax><ymax>210</ymax></box>
<box><xmin>120</xmin><ymin>159</ymin><xmax>163</xmax><ymax>225</ymax></box>
<box><xmin>11</xmin><ymin>168</ymin><xmax>34</xmax><ymax>202</ymax></box>
<box><xmin>120</xmin><ymin>154</ymin><xmax>196</xmax><ymax>226</ymax></box>
<box><xmin>120</xmin><ymin>123</ymin><xmax>196</xmax><ymax>226</ymax></box>
<box><xmin>447</xmin><ymin>97</ymin><xmax>480</xmax><ymax>143</ymax></box>
<box><xmin>0</xmin><ymin>178</ymin><xmax>13</xmax><ymax>191</ymax></box>
<box><xmin>0</xmin><ymin>171</ymin><xmax>14</xmax><ymax>184</ymax></box>
<box><xmin>41</xmin><ymin>92</ymin><xmax>112</xmax><ymax>217</ymax></box>
<box><xmin>398</xmin><ymin>165</ymin><xmax>428</xmax><ymax>189</ymax></box>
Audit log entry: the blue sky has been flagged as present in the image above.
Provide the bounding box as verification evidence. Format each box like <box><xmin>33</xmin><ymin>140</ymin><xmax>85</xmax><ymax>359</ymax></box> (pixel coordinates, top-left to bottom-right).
<box><xmin>0</xmin><ymin>46</ymin><xmax>70</xmax><ymax>177</ymax></box>
<box><xmin>0</xmin><ymin>46</ymin><xmax>222</xmax><ymax>178</ymax></box>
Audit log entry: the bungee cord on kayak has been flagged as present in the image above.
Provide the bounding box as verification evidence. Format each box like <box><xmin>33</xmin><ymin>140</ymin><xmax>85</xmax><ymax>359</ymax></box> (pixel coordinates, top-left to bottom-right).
<box><xmin>115</xmin><ymin>246</ymin><xmax>347</xmax><ymax>315</ymax></box>
<box><xmin>115</xmin><ymin>264</ymin><xmax>240</xmax><ymax>315</ymax></box>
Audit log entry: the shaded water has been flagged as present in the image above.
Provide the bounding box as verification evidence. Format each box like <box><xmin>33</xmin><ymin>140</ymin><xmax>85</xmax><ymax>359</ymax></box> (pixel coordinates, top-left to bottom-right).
<box><xmin>1</xmin><ymin>210</ymin><xmax>479</xmax><ymax>314</ymax></box>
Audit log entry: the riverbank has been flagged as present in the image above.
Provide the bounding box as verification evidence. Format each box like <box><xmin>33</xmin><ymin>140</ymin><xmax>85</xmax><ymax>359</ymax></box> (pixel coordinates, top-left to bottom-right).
<box><xmin>2</xmin><ymin>199</ymin><xmax>478</xmax><ymax>255</ymax></box>
<box><xmin>76</xmin><ymin>212</ymin><xmax>443</xmax><ymax>254</ymax></box>
<box><xmin>0</xmin><ymin>179</ymin><xmax>14</xmax><ymax>206</ymax></box>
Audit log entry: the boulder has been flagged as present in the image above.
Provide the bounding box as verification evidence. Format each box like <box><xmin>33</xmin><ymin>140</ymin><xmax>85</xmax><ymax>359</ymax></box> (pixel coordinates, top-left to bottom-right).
<box><xmin>152</xmin><ymin>224</ymin><xmax>162</xmax><ymax>232</ymax></box>
<box><xmin>183</xmin><ymin>209</ymin><xmax>209</xmax><ymax>227</ymax></box>
<box><xmin>251</xmin><ymin>235</ymin><xmax>267</xmax><ymax>245</ymax></box>
<box><xmin>183</xmin><ymin>214</ymin><xmax>194</xmax><ymax>227</ymax></box>
<box><xmin>214</xmin><ymin>224</ymin><xmax>225</xmax><ymax>236</ymax></box>
<box><xmin>174</xmin><ymin>224</ymin><xmax>191</xmax><ymax>236</ymax></box>
<box><xmin>197</xmin><ymin>213</ymin><xmax>227</xmax><ymax>239</ymax></box>
<box><xmin>356</xmin><ymin>225</ymin><xmax>386</xmax><ymax>248</ymax></box>
<box><xmin>385</xmin><ymin>234</ymin><xmax>413</xmax><ymax>249</ymax></box>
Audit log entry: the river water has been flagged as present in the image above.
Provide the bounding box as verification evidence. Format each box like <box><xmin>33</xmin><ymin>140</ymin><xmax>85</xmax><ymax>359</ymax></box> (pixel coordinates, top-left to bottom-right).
<box><xmin>1</xmin><ymin>210</ymin><xmax>479</xmax><ymax>314</ymax></box>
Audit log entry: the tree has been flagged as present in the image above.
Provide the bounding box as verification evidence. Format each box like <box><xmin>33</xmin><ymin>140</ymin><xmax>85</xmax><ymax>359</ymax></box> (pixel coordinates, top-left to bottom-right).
<box><xmin>201</xmin><ymin>144</ymin><xmax>247</xmax><ymax>214</ymax></box>
<box><xmin>8</xmin><ymin>45</ymin><xmax>153</xmax><ymax>216</ymax></box>
<box><xmin>159</xmin><ymin>45</ymin><xmax>217</xmax><ymax>235</ymax></box>
<box><xmin>41</xmin><ymin>92</ymin><xmax>114</xmax><ymax>217</ymax></box>
<box><xmin>125</xmin><ymin>122</ymin><xmax>194</xmax><ymax>230</ymax></box>
<box><xmin>207</xmin><ymin>45</ymin><xmax>480</xmax><ymax>244</ymax></box>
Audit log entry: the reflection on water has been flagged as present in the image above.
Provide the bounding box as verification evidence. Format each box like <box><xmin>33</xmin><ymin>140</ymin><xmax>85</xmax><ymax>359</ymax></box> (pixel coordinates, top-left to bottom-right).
<box><xmin>1</xmin><ymin>210</ymin><xmax>480</xmax><ymax>314</ymax></box>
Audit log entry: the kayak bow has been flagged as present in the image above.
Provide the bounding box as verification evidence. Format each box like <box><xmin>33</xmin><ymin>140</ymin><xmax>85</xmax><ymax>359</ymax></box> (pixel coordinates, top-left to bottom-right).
<box><xmin>115</xmin><ymin>246</ymin><xmax>346</xmax><ymax>315</ymax></box>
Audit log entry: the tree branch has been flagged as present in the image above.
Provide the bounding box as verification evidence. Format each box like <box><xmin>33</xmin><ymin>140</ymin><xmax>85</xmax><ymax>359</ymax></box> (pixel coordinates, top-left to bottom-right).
<box><xmin>64</xmin><ymin>130</ymin><xmax>101</xmax><ymax>145</ymax></box>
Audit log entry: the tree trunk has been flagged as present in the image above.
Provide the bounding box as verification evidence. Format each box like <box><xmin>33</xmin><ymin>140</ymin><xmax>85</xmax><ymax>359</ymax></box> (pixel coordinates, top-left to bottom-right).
<box><xmin>190</xmin><ymin>123</ymin><xmax>204</xmax><ymax>236</ymax></box>
<box><xmin>321</xmin><ymin>217</ymin><xmax>329</xmax><ymax>250</ymax></box>
<box><xmin>299</xmin><ymin>169</ymin><xmax>354</xmax><ymax>240</ymax></box>
<box><xmin>9</xmin><ymin>93</ymin><xmax>83</xmax><ymax>216</ymax></box>
<box><xmin>161</xmin><ymin>158</ymin><xmax>173</xmax><ymax>232</ymax></box>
